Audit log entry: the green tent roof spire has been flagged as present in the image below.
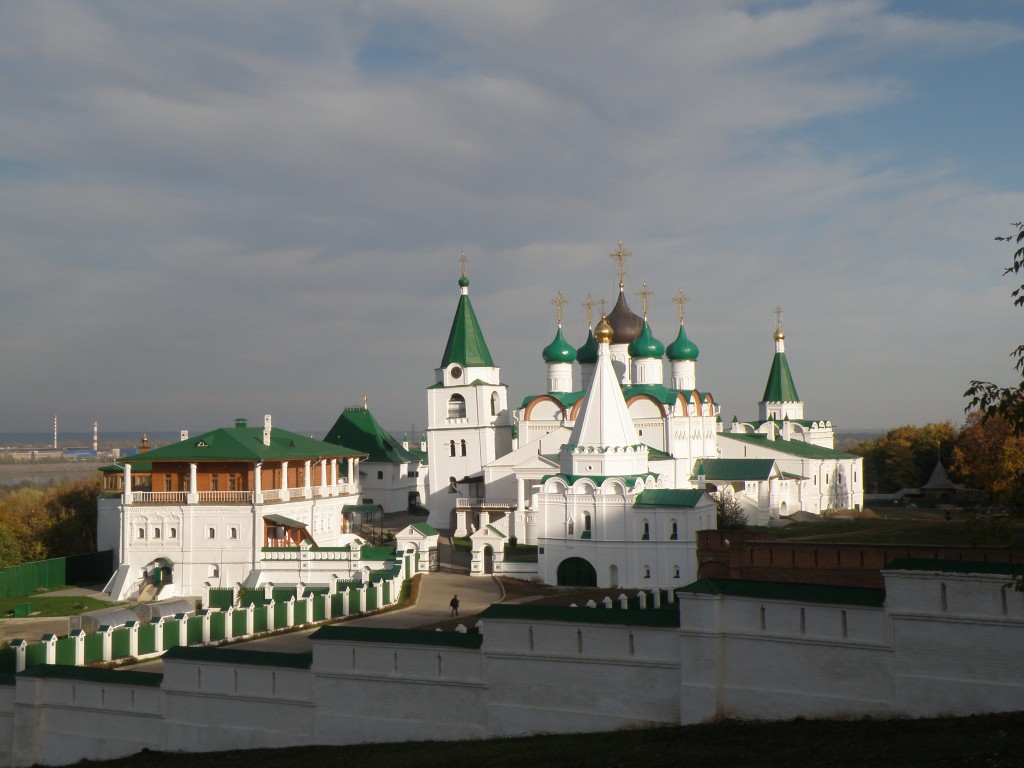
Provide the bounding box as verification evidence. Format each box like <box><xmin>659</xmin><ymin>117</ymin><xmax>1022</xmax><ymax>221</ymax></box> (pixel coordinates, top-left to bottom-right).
<box><xmin>761</xmin><ymin>320</ymin><xmax>800</xmax><ymax>402</ymax></box>
<box><xmin>440</xmin><ymin>267</ymin><xmax>495</xmax><ymax>368</ymax></box>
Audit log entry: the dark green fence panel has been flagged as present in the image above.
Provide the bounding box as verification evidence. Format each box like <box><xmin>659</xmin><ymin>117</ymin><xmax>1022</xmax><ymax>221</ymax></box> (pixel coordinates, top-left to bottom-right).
<box><xmin>25</xmin><ymin>642</ymin><xmax>47</xmax><ymax>668</ymax></box>
<box><xmin>55</xmin><ymin>637</ymin><xmax>76</xmax><ymax>665</ymax></box>
<box><xmin>366</xmin><ymin>585</ymin><xmax>378</xmax><ymax>612</ymax></box>
<box><xmin>208</xmin><ymin>588</ymin><xmax>235</xmax><ymax>609</ymax></box>
<box><xmin>66</xmin><ymin>550</ymin><xmax>114</xmax><ymax>586</ymax></box>
<box><xmin>272</xmin><ymin>587</ymin><xmax>296</xmax><ymax>603</ymax></box>
<box><xmin>294</xmin><ymin>600</ymin><xmax>307</xmax><ymax>625</ymax></box>
<box><xmin>239</xmin><ymin>587</ymin><xmax>264</xmax><ymax>607</ymax></box>
<box><xmin>186</xmin><ymin>617</ymin><xmax>203</xmax><ymax>645</ymax></box>
<box><xmin>273</xmin><ymin>601</ymin><xmax>288</xmax><ymax>628</ymax></box>
<box><xmin>382</xmin><ymin>580</ymin><xmax>391</xmax><ymax>605</ymax></box>
<box><xmin>0</xmin><ymin>647</ymin><xmax>15</xmax><ymax>674</ymax></box>
<box><xmin>312</xmin><ymin>594</ymin><xmax>326</xmax><ymax>621</ymax></box>
<box><xmin>349</xmin><ymin>588</ymin><xmax>360</xmax><ymax>614</ymax></box>
<box><xmin>111</xmin><ymin>628</ymin><xmax>131</xmax><ymax>659</ymax></box>
<box><xmin>232</xmin><ymin>609</ymin><xmax>248</xmax><ymax>636</ymax></box>
<box><xmin>253</xmin><ymin>606</ymin><xmax>268</xmax><ymax>633</ymax></box>
<box><xmin>138</xmin><ymin>624</ymin><xmax>157</xmax><ymax>655</ymax></box>
<box><xmin>163</xmin><ymin>620</ymin><xmax>180</xmax><ymax>649</ymax></box>
<box><xmin>0</xmin><ymin>557</ymin><xmax>67</xmax><ymax>600</ymax></box>
<box><xmin>331</xmin><ymin>593</ymin><xmax>346</xmax><ymax>616</ymax></box>
<box><xmin>84</xmin><ymin>633</ymin><xmax>104</xmax><ymax>663</ymax></box>
<box><xmin>210</xmin><ymin>612</ymin><xmax>226</xmax><ymax>641</ymax></box>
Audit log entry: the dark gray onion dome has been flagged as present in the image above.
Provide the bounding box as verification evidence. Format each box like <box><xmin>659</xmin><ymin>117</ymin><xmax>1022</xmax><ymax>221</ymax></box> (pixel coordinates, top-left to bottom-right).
<box><xmin>606</xmin><ymin>288</ymin><xmax>644</xmax><ymax>344</ymax></box>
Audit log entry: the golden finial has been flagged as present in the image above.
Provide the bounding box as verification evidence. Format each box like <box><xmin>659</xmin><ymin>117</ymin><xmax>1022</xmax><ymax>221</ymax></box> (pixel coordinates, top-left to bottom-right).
<box><xmin>363</xmin><ymin>394</ymin><xmax>368</xmax><ymax>410</ymax></box>
<box><xmin>582</xmin><ymin>293</ymin><xmax>594</xmax><ymax>328</ymax></box>
<box><xmin>774</xmin><ymin>306</ymin><xmax>785</xmax><ymax>341</ymax></box>
<box><xmin>597</xmin><ymin>297</ymin><xmax>608</xmax><ymax>317</ymax></box>
<box><xmin>636</xmin><ymin>282</ymin><xmax>653</xmax><ymax>319</ymax></box>
<box><xmin>609</xmin><ymin>241</ymin><xmax>630</xmax><ymax>288</ymax></box>
<box><xmin>551</xmin><ymin>290</ymin><xmax>569</xmax><ymax>326</ymax></box>
<box><xmin>595</xmin><ymin>314</ymin><xmax>614</xmax><ymax>344</ymax></box>
<box><xmin>459</xmin><ymin>252</ymin><xmax>468</xmax><ymax>279</ymax></box>
<box><xmin>673</xmin><ymin>288</ymin><xmax>689</xmax><ymax>324</ymax></box>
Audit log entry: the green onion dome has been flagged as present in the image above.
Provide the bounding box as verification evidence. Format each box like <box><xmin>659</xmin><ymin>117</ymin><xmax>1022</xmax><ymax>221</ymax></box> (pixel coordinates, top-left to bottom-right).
<box><xmin>577</xmin><ymin>327</ymin><xmax>598</xmax><ymax>364</ymax></box>
<box><xmin>666</xmin><ymin>324</ymin><xmax>699</xmax><ymax>361</ymax></box>
<box><xmin>628</xmin><ymin>321</ymin><xmax>664</xmax><ymax>359</ymax></box>
<box><xmin>542</xmin><ymin>327</ymin><xmax>577</xmax><ymax>363</ymax></box>
<box><xmin>458</xmin><ymin>274</ymin><xmax>470</xmax><ymax>288</ymax></box>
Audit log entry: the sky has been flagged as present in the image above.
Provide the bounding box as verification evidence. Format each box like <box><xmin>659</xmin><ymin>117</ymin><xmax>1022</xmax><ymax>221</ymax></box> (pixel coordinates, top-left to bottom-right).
<box><xmin>2</xmin><ymin>1</ymin><xmax>1023</xmax><ymax>440</ymax></box>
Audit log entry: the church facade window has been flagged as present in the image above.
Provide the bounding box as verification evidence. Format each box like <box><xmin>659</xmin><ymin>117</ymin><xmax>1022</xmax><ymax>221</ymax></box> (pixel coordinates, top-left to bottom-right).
<box><xmin>460</xmin><ymin>439</ymin><xmax>467</xmax><ymax>457</ymax></box>
<box><xmin>449</xmin><ymin>441</ymin><xmax>456</xmax><ymax>457</ymax></box>
<box><xmin>491</xmin><ymin>391</ymin><xmax>500</xmax><ymax>416</ymax></box>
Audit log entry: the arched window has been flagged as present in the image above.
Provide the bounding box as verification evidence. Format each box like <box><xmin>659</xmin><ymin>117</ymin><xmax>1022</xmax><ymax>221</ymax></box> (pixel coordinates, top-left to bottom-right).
<box><xmin>491</xmin><ymin>391</ymin><xmax>500</xmax><ymax>416</ymax></box>
<box><xmin>567</xmin><ymin>519</ymin><xmax>575</xmax><ymax>535</ymax></box>
<box><xmin>641</xmin><ymin>520</ymin><xmax>650</xmax><ymax>540</ymax></box>
<box><xmin>670</xmin><ymin>520</ymin><xmax>678</xmax><ymax>540</ymax></box>
<box><xmin>460</xmin><ymin>439</ymin><xmax>467</xmax><ymax>457</ymax></box>
<box><xmin>673</xmin><ymin>565</ymin><xmax>680</xmax><ymax>578</ymax></box>
<box><xmin>584</xmin><ymin>514</ymin><xmax>591</xmax><ymax>532</ymax></box>
<box><xmin>643</xmin><ymin>565</ymin><xmax>651</xmax><ymax>579</ymax></box>
<box><xmin>447</xmin><ymin>394</ymin><xmax>466</xmax><ymax>419</ymax></box>
<box><xmin>449</xmin><ymin>440</ymin><xmax>456</xmax><ymax>457</ymax></box>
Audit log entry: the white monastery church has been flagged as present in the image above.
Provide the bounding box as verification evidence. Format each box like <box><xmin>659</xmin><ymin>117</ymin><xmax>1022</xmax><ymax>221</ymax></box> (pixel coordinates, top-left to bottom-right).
<box><xmin>412</xmin><ymin>245</ymin><xmax>862</xmax><ymax>587</ymax></box>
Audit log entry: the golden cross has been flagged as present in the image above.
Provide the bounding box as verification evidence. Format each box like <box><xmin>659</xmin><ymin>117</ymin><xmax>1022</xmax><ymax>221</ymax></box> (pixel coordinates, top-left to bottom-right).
<box><xmin>597</xmin><ymin>297</ymin><xmax>608</xmax><ymax>318</ymax></box>
<box><xmin>551</xmin><ymin>290</ymin><xmax>569</xmax><ymax>326</ymax></box>
<box><xmin>672</xmin><ymin>287</ymin><xmax>689</xmax><ymax>323</ymax></box>
<box><xmin>581</xmin><ymin>293</ymin><xmax>594</xmax><ymax>327</ymax></box>
<box><xmin>459</xmin><ymin>252</ymin><xmax>468</xmax><ymax>279</ymax></box>
<box><xmin>775</xmin><ymin>305</ymin><xmax>783</xmax><ymax>329</ymax></box>
<box><xmin>609</xmin><ymin>241</ymin><xmax>630</xmax><ymax>287</ymax></box>
<box><xmin>636</xmin><ymin>282</ymin><xmax>653</xmax><ymax>319</ymax></box>
<box><xmin>363</xmin><ymin>394</ymin><xmax>368</xmax><ymax>409</ymax></box>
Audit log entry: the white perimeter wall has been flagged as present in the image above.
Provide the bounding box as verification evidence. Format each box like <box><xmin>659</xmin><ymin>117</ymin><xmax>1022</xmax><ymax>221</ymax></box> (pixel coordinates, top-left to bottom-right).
<box><xmin>2</xmin><ymin>569</ymin><xmax>1023</xmax><ymax>766</ymax></box>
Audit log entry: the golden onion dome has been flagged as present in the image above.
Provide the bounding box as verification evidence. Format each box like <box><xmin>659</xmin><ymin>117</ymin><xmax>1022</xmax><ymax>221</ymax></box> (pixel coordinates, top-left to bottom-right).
<box><xmin>773</xmin><ymin>326</ymin><xmax>785</xmax><ymax>341</ymax></box>
<box><xmin>595</xmin><ymin>316</ymin><xmax>614</xmax><ymax>344</ymax></box>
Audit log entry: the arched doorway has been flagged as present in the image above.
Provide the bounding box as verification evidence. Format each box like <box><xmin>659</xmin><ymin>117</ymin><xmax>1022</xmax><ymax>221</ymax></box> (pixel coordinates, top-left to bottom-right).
<box><xmin>609</xmin><ymin>564</ymin><xmax>619</xmax><ymax>588</ymax></box>
<box><xmin>557</xmin><ymin>557</ymin><xmax>597</xmax><ymax>587</ymax></box>
<box><xmin>484</xmin><ymin>545</ymin><xmax>494</xmax><ymax>575</ymax></box>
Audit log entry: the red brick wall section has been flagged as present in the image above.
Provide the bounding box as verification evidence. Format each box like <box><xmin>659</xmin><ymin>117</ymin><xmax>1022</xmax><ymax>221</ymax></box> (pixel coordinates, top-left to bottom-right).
<box><xmin>696</xmin><ymin>530</ymin><xmax>1024</xmax><ymax>588</ymax></box>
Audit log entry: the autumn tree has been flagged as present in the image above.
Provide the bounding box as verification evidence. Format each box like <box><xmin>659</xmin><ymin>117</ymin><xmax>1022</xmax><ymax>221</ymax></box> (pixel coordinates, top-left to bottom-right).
<box><xmin>965</xmin><ymin>222</ymin><xmax>1024</xmax><ymax>433</ymax></box>
<box><xmin>852</xmin><ymin>423</ymin><xmax>957</xmax><ymax>493</ymax></box>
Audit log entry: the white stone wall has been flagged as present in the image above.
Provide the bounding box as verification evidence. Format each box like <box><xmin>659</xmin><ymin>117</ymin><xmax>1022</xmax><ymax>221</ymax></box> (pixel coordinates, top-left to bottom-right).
<box><xmin>2</xmin><ymin>569</ymin><xmax>1023</xmax><ymax>766</ymax></box>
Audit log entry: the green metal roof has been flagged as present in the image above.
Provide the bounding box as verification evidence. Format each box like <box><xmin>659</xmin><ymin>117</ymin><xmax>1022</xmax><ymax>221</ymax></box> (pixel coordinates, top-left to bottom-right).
<box><xmin>884</xmin><ymin>558</ymin><xmax>1024</xmax><ymax>576</ymax></box>
<box><xmin>542</xmin><ymin>326</ymin><xmax>577</xmax><ymax>363</ymax></box>
<box><xmin>666</xmin><ymin>323</ymin><xmax>699</xmax><ymax>361</ymax></box>
<box><xmin>633</xmin><ymin>489</ymin><xmax>706</xmax><ymax>508</ymax></box>
<box><xmin>519</xmin><ymin>391</ymin><xmax>585</xmax><ymax>410</ymax></box>
<box><xmin>163</xmin><ymin>645</ymin><xmax>313</xmax><ymax>668</ymax></box>
<box><xmin>719</xmin><ymin>432</ymin><xmax>860</xmax><ymax>460</ymax></box>
<box><xmin>696</xmin><ymin>458</ymin><xmax>777</xmax><ymax>481</ymax></box>
<box><xmin>99</xmin><ymin>461</ymin><xmax>152</xmax><ymax>473</ymax></box>
<box><xmin>622</xmin><ymin>383</ymin><xmax>680</xmax><ymax>405</ymax></box>
<box><xmin>323</xmin><ymin>406</ymin><xmax>419</xmax><ymax>464</ymax></box>
<box><xmin>411</xmin><ymin>522</ymin><xmax>439</xmax><ymax>536</ymax></box>
<box><xmin>311</xmin><ymin>625</ymin><xmax>483</xmax><ymax>648</ymax></box>
<box><xmin>762</xmin><ymin>351</ymin><xmax>800</xmax><ymax>403</ymax></box>
<box><xmin>541</xmin><ymin>472</ymin><xmax>657</xmax><ymax>486</ymax></box>
<box><xmin>119</xmin><ymin>422</ymin><xmax>364</xmax><ymax>464</ymax></box>
<box><xmin>485</xmin><ymin>524</ymin><xmax>506</xmax><ymax>538</ymax></box>
<box><xmin>678</xmin><ymin>578</ymin><xmax>886</xmax><ymax>607</ymax></box>
<box><xmin>645</xmin><ymin>445</ymin><xmax>673</xmax><ymax>461</ymax></box>
<box><xmin>263</xmin><ymin>513</ymin><xmax>307</xmax><ymax>529</ymax></box>
<box><xmin>440</xmin><ymin>281</ymin><xmax>495</xmax><ymax>368</ymax></box>
<box><xmin>342</xmin><ymin>504</ymin><xmax>382</xmax><ymax>515</ymax></box>
<box><xmin>479</xmin><ymin>604</ymin><xmax>680</xmax><ymax>627</ymax></box>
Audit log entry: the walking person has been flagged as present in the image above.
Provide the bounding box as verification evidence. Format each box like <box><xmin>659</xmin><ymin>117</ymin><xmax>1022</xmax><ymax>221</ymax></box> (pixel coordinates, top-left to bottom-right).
<box><xmin>450</xmin><ymin>594</ymin><xmax>460</xmax><ymax>617</ymax></box>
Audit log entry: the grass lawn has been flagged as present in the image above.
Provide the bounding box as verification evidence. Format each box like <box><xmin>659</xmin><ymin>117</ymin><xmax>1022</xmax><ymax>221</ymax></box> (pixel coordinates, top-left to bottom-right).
<box><xmin>746</xmin><ymin>517</ymin><xmax>1024</xmax><ymax>547</ymax></box>
<box><xmin>86</xmin><ymin>711</ymin><xmax>1024</xmax><ymax>767</ymax></box>
<box><xmin>0</xmin><ymin>595</ymin><xmax>117</xmax><ymax>618</ymax></box>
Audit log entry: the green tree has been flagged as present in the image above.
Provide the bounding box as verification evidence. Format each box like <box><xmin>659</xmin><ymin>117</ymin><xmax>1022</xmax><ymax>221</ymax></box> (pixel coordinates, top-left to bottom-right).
<box><xmin>852</xmin><ymin>423</ymin><xmax>956</xmax><ymax>493</ymax></box>
<box><xmin>965</xmin><ymin>222</ymin><xmax>1024</xmax><ymax>433</ymax></box>
<box><xmin>714</xmin><ymin>492</ymin><xmax>747</xmax><ymax>530</ymax></box>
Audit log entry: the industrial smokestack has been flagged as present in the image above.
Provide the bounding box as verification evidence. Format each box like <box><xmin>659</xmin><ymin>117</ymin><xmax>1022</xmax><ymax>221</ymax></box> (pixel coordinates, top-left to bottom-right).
<box><xmin>180</xmin><ymin>430</ymin><xmax>189</xmax><ymax>442</ymax></box>
<box><xmin>93</xmin><ymin>421</ymin><xmax>98</xmax><ymax>453</ymax></box>
<box><xmin>53</xmin><ymin>415</ymin><xmax>58</xmax><ymax>449</ymax></box>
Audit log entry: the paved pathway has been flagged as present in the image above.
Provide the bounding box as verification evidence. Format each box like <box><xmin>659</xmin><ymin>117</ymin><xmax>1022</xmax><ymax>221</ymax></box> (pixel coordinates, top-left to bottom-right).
<box><xmin>125</xmin><ymin>569</ymin><xmax>503</xmax><ymax>669</ymax></box>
